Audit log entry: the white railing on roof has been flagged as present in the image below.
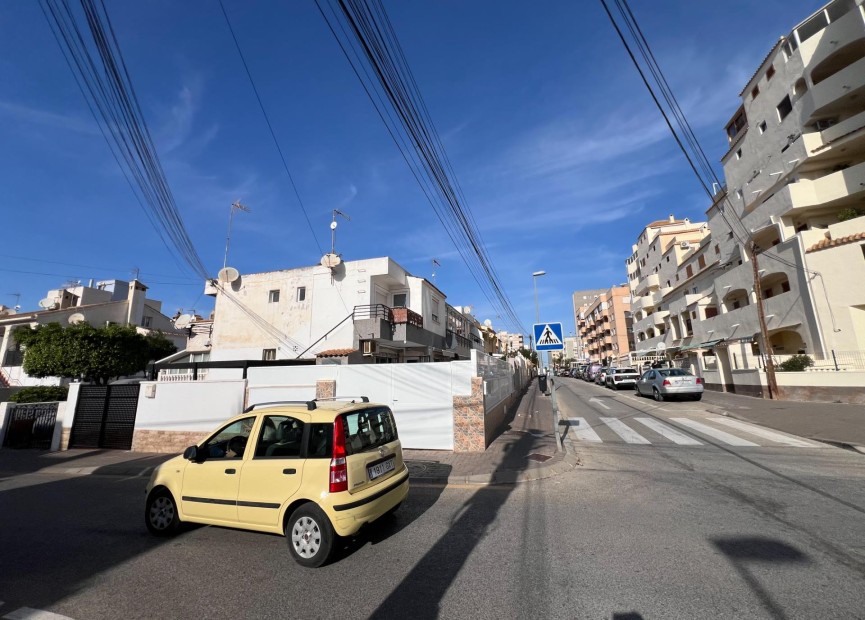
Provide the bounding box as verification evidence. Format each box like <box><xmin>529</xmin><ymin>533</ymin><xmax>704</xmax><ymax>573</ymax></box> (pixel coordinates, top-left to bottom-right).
<box><xmin>158</xmin><ymin>369</ymin><xmax>209</xmax><ymax>382</ymax></box>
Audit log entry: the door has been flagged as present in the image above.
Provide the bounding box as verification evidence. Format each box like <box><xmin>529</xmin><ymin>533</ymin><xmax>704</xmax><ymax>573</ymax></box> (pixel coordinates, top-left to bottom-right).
<box><xmin>69</xmin><ymin>384</ymin><xmax>139</xmax><ymax>450</ymax></box>
<box><xmin>237</xmin><ymin>413</ymin><xmax>309</xmax><ymax>526</ymax></box>
<box><xmin>181</xmin><ymin>417</ymin><xmax>254</xmax><ymax>523</ymax></box>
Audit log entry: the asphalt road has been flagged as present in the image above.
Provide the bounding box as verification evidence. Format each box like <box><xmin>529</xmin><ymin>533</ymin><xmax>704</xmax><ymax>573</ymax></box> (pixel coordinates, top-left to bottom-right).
<box><xmin>0</xmin><ymin>380</ymin><xmax>863</xmax><ymax>619</ymax></box>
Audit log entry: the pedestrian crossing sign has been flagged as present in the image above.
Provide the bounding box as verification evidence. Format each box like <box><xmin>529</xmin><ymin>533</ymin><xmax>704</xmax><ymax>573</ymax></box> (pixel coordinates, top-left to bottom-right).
<box><xmin>533</xmin><ymin>322</ymin><xmax>564</xmax><ymax>351</ymax></box>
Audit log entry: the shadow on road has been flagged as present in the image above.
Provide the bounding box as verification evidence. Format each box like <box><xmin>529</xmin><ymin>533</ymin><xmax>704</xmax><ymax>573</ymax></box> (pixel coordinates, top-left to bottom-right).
<box><xmin>711</xmin><ymin>536</ymin><xmax>810</xmax><ymax>620</ymax></box>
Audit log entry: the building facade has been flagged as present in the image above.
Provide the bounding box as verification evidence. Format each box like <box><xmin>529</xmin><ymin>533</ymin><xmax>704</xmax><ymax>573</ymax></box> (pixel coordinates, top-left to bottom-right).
<box><xmin>628</xmin><ymin>0</ymin><xmax>865</xmax><ymax>394</ymax></box>
<box><xmin>203</xmin><ymin>256</ymin><xmax>481</xmax><ymax>365</ymax></box>
<box><xmin>572</xmin><ymin>288</ymin><xmax>607</xmax><ymax>361</ymax></box>
<box><xmin>576</xmin><ymin>285</ymin><xmax>633</xmax><ymax>364</ymax></box>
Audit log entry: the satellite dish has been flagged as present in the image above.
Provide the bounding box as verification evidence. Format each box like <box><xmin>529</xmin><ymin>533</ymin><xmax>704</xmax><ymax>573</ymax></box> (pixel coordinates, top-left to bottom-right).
<box><xmin>657</xmin><ymin>342</ymin><xmax>667</xmax><ymax>352</ymax></box>
<box><xmin>218</xmin><ymin>267</ymin><xmax>240</xmax><ymax>283</ymax></box>
<box><xmin>174</xmin><ymin>314</ymin><xmax>194</xmax><ymax>329</ymax></box>
<box><xmin>38</xmin><ymin>298</ymin><xmax>56</xmax><ymax>309</ymax></box>
<box><xmin>484</xmin><ymin>319</ymin><xmax>492</xmax><ymax>327</ymax></box>
<box><xmin>321</xmin><ymin>253</ymin><xmax>342</xmax><ymax>269</ymax></box>
<box><xmin>68</xmin><ymin>313</ymin><xmax>86</xmax><ymax>325</ymax></box>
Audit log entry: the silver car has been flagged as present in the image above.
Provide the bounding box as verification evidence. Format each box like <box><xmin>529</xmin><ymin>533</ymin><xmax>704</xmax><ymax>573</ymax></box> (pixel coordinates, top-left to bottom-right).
<box><xmin>605</xmin><ymin>367</ymin><xmax>640</xmax><ymax>390</ymax></box>
<box><xmin>635</xmin><ymin>368</ymin><xmax>704</xmax><ymax>401</ymax></box>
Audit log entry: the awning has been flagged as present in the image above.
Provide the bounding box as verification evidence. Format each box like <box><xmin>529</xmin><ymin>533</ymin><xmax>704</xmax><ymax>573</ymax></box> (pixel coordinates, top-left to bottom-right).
<box><xmin>679</xmin><ymin>339</ymin><xmax>724</xmax><ymax>352</ymax></box>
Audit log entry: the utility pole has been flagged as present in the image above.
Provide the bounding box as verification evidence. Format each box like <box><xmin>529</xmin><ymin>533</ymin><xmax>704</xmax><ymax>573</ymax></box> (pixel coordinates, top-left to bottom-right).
<box><xmin>749</xmin><ymin>242</ymin><xmax>778</xmax><ymax>399</ymax></box>
<box><xmin>224</xmin><ymin>201</ymin><xmax>251</xmax><ymax>271</ymax></box>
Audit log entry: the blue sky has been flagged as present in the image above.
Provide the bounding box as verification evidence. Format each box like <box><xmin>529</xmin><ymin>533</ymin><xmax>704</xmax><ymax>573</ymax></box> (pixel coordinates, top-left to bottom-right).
<box><xmin>1</xmin><ymin>0</ymin><xmax>823</xmax><ymax>341</ymax></box>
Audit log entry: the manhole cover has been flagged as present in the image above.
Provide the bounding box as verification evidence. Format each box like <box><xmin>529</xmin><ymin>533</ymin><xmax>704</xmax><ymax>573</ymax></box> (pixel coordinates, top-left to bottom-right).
<box><xmin>527</xmin><ymin>453</ymin><xmax>552</xmax><ymax>463</ymax></box>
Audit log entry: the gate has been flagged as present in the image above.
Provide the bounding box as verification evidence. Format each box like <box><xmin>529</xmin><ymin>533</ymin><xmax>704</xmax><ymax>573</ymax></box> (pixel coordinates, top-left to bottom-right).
<box><xmin>69</xmin><ymin>384</ymin><xmax>140</xmax><ymax>450</ymax></box>
<box><xmin>2</xmin><ymin>402</ymin><xmax>59</xmax><ymax>449</ymax></box>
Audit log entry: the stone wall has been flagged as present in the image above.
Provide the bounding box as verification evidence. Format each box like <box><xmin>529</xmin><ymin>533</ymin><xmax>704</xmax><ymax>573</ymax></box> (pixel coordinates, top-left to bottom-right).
<box><xmin>132</xmin><ymin>429</ymin><xmax>206</xmax><ymax>454</ymax></box>
<box><xmin>453</xmin><ymin>376</ymin><xmax>485</xmax><ymax>452</ymax></box>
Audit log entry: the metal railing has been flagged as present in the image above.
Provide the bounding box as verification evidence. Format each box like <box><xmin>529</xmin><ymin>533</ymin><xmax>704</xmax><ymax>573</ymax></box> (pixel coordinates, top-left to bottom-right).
<box><xmin>2</xmin><ymin>402</ymin><xmax>59</xmax><ymax>449</ymax></box>
<box><xmin>353</xmin><ymin>304</ymin><xmax>393</xmax><ymax>322</ymax></box>
<box><xmin>760</xmin><ymin>350</ymin><xmax>865</xmax><ymax>372</ymax></box>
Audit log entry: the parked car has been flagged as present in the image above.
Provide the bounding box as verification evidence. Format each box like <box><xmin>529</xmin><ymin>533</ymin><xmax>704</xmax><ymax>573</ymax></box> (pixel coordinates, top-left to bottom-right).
<box><xmin>594</xmin><ymin>366</ymin><xmax>609</xmax><ymax>385</ymax></box>
<box><xmin>635</xmin><ymin>368</ymin><xmax>704</xmax><ymax>401</ymax></box>
<box><xmin>605</xmin><ymin>367</ymin><xmax>641</xmax><ymax>390</ymax></box>
<box><xmin>144</xmin><ymin>398</ymin><xmax>409</xmax><ymax>567</ymax></box>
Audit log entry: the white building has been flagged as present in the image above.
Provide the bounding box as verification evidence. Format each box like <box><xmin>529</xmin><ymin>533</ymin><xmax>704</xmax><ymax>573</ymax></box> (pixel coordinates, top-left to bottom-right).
<box><xmin>201</xmin><ymin>256</ymin><xmax>480</xmax><ymax>365</ymax></box>
<box><xmin>629</xmin><ymin>0</ymin><xmax>865</xmax><ymax>397</ymax></box>
<box><xmin>0</xmin><ymin>279</ymin><xmax>186</xmax><ymax>387</ymax></box>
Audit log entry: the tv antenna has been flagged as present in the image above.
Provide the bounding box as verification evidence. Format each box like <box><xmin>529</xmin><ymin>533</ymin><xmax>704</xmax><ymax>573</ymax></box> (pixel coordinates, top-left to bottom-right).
<box><xmin>8</xmin><ymin>293</ymin><xmax>21</xmax><ymax>310</ymax></box>
<box><xmin>431</xmin><ymin>259</ymin><xmax>440</xmax><ymax>284</ymax></box>
<box><xmin>330</xmin><ymin>209</ymin><xmax>350</xmax><ymax>255</ymax></box>
<box><xmin>224</xmin><ymin>200</ymin><xmax>251</xmax><ymax>271</ymax></box>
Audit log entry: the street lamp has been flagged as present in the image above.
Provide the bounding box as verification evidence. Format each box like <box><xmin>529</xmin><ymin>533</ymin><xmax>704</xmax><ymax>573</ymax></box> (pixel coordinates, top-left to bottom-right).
<box><xmin>532</xmin><ymin>270</ymin><xmax>546</xmax><ymax>324</ymax></box>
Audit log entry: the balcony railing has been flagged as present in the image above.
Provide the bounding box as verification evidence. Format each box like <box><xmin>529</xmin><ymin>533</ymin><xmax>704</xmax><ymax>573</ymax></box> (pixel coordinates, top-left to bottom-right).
<box><xmin>158</xmin><ymin>369</ymin><xmax>209</xmax><ymax>382</ymax></box>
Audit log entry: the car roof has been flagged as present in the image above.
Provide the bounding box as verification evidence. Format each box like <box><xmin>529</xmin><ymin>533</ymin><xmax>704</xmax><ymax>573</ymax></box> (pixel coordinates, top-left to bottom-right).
<box><xmin>239</xmin><ymin>399</ymin><xmax>388</xmax><ymax>423</ymax></box>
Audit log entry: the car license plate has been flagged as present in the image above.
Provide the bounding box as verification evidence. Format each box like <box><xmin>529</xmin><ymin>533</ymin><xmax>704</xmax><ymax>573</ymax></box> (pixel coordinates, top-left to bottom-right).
<box><xmin>368</xmin><ymin>457</ymin><xmax>395</xmax><ymax>480</ymax></box>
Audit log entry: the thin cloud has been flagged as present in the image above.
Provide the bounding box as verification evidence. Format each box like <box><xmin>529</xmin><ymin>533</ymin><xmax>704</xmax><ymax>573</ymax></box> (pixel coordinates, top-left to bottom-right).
<box><xmin>0</xmin><ymin>100</ymin><xmax>99</xmax><ymax>135</ymax></box>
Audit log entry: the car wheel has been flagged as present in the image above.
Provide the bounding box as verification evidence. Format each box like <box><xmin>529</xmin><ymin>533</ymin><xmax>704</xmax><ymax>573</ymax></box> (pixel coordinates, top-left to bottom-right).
<box><xmin>145</xmin><ymin>488</ymin><xmax>181</xmax><ymax>537</ymax></box>
<box><xmin>286</xmin><ymin>504</ymin><xmax>335</xmax><ymax>568</ymax></box>
<box><xmin>653</xmin><ymin>388</ymin><xmax>665</xmax><ymax>402</ymax></box>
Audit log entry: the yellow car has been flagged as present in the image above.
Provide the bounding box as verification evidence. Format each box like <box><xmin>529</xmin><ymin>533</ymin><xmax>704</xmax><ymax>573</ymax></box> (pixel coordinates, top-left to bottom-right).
<box><xmin>144</xmin><ymin>398</ymin><xmax>409</xmax><ymax>567</ymax></box>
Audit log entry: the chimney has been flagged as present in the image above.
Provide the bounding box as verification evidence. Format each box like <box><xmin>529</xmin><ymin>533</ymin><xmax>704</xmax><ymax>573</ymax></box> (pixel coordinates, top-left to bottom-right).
<box><xmin>669</xmin><ymin>214</ymin><xmax>675</xmax><ymax>223</ymax></box>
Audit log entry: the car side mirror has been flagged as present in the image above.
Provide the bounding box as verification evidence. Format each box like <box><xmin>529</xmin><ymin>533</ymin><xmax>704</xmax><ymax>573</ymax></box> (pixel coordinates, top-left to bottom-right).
<box><xmin>183</xmin><ymin>445</ymin><xmax>200</xmax><ymax>461</ymax></box>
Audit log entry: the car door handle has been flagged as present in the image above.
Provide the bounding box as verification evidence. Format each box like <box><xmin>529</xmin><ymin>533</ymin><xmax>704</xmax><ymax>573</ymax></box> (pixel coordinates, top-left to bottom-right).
<box><xmin>225</xmin><ymin>468</ymin><xmax>236</xmax><ymax>474</ymax></box>
<box><xmin>283</xmin><ymin>468</ymin><xmax>296</xmax><ymax>475</ymax></box>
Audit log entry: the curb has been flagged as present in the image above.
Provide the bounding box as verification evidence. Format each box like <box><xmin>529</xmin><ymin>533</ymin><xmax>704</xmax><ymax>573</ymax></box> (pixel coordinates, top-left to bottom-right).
<box><xmin>408</xmin><ymin>452</ymin><xmax>581</xmax><ymax>487</ymax></box>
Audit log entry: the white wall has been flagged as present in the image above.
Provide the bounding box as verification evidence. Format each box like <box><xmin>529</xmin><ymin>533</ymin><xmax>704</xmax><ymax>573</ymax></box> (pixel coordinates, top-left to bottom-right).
<box><xmin>135</xmin><ymin>380</ymin><xmax>246</xmax><ymax>432</ymax></box>
<box><xmin>247</xmin><ymin>361</ymin><xmax>473</xmax><ymax>450</ymax></box>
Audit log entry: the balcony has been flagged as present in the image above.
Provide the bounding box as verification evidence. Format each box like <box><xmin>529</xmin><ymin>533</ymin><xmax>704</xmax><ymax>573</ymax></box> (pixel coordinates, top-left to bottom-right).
<box><xmin>799</xmin><ymin>55</ymin><xmax>865</xmax><ymax>123</ymax></box>
<box><xmin>652</xmin><ymin>310</ymin><xmax>670</xmax><ymax>326</ymax></box>
<box><xmin>634</xmin><ymin>273</ymin><xmax>660</xmax><ymax>296</ymax></box>
<box><xmin>353</xmin><ymin>304</ymin><xmax>437</xmax><ymax>349</ymax></box>
<box><xmin>787</xmin><ymin>160</ymin><xmax>865</xmax><ymax>213</ymax></box>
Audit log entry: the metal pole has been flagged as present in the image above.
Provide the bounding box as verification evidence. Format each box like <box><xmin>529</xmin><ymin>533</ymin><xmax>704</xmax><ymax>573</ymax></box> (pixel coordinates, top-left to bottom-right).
<box><xmin>749</xmin><ymin>243</ymin><xmax>778</xmax><ymax>398</ymax></box>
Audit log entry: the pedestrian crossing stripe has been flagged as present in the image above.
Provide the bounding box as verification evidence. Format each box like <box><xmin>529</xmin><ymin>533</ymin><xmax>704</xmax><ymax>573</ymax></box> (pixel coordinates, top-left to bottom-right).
<box><xmin>565</xmin><ymin>416</ymin><xmax>824</xmax><ymax>448</ymax></box>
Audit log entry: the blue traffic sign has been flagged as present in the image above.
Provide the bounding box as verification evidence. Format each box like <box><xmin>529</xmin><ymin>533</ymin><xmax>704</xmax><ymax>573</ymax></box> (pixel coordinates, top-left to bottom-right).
<box><xmin>533</xmin><ymin>322</ymin><xmax>564</xmax><ymax>351</ymax></box>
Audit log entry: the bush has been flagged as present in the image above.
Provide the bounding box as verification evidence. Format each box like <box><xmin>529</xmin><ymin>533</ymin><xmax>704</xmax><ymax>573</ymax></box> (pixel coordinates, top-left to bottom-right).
<box><xmin>777</xmin><ymin>354</ymin><xmax>814</xmax><ymax>372</ymax></box>
<box><xmin>837</xmin><ymin>208</ymin><xmax>864</xmax><ymax>222</ymax></box>
<box><xmin>9</xmin><ymin>386</ymin><xmax>69</xmax><ymax>403</ymax></box>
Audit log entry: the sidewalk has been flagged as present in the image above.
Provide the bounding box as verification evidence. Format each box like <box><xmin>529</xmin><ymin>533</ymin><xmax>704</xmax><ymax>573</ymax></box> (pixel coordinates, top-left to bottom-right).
<box><xmin>0</xmin><ymin>380</ymin><xmax>579</xmax><ymax>485</ymax></box>
<box><xmin>702</xmin><ymin>390</ymin><xmax>865</xmax><ymax>452</ymax></box>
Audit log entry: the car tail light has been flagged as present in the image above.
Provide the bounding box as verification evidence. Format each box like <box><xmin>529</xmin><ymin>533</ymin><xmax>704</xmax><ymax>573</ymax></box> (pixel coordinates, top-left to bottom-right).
<box><xmin>662</xmin><ymin>379</ymin><xmax>671</xmax><ymax>386</ymax></box>
<box><xmin>696</xmin><ymin>377</ymin><xmax>704</xmax><ymax>384</ymax></box>
<box><xmin>329</xmin><ymin>415</ymin><xmax>348</xmax><ymax>493</ymax></box>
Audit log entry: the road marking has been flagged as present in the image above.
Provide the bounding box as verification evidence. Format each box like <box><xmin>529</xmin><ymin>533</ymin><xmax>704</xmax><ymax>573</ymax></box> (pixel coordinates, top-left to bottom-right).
<box><xmin>566</xmin><ymin>418</ymin><xmax>603</xmax><ymax>442</ymax></box>
<box><xmin>589</xmin><ymin>398</ymin><xmax>611</xmax><ymax>410</ymax></box>
<box><xmin>708</xmin><ymin>417</ymin><xmax>821</xmax><ymax>447</ymax></box>
<box><xmin>600</xmin><ymin>417</ymin><xmax>650</xmax><ymax>444</ymax></box>
<box><xmin>634</xmin><ymin>418</ymin><xmax>703</xmax><ymax>445</ymax></box>
<box><xmin>4</xmin><ymin>608</ymin><xmax>76</xmax><ymax>620</ymax></box>
<box><xmin>671</xmin><ymin>418</ymin><xmax>760</xmax><ymax>446</ymax></box>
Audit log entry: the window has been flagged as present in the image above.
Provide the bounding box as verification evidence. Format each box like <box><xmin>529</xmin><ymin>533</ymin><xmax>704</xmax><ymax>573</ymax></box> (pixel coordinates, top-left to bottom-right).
<box><xmin>296</xmin><ymin>286</ymin><xmax>306</xmax><ymax>302</ymax></box>
<box><xmin>781</xmin><ymin>280</ymin><xmax>791</xmax><ymax>293</ymax></box>
<box><xmin>736</xmin><ymin>148</ymin><xmax>742</xmax><ymax>160</ymax></box>
<box><xmin>142</xmin><ymin>316</ymin><xmax>152</xmax><ymax>328</ymax></box>
<box><xmin>666</xmin><ymin>256</ymin><xmax>670</xmax><ymax>262</ymax></box>
<box><xmin>202</xmin><ymin>417</ymin><xmax>255</xmax><ymax>460</ymax></box>
<box><xmin>777</xmin><ymin>95</ymin><xmax>792</xmax><ymax>121</ymax></box>
<box><xmin>758</xmin><ymin>121</ymin><xmax>767</xmax><ymax>134</ymax></box>
<box><xmin>751</xmin><ymin>85</ymin><xmax>760</xmax><ymax>99</ymax></box>
<box><xmin>431</xmin><ymin>296</ymin><xmax>440</xmax><ymax>323</ymax></box>
<box><xmin>393</xmin><ymin>293</ymin><xmax>407</xmax><ymax>307</ymax></box>
<box><xmin>268</xmin><ymin>289</ymin><xmax>280</xmax><ymax>303</ymax></box>
<box><xmin>255</xmin><ymin>415</ymin><xmax>305</xmax><ymax>458</ymax></box>
<box><xmin>726</xmin><ymin>108</ymin><xmax>747</xmax><ymax>142</ymax></box>
<box><xmin>262</xmin><ymin>348</ymin><xmax>276</xmax><ymax>361</ymax></box>
<box><xmin>340</xmin><ymin>407</ymin><xmax>398</xmax><ymax>455</ymax></box>
<box><xmin>686</xmin><ymin>265</ymin><xmax>693</xmax><ymax>278</ymax></box>
<box><xmin>698</xmin><ymin>255</ymin><xmax>706</xmax><ymax>269</ymax></box>
<box><xmin>766</xmin><ymin>65</ymin><xmax>775</xmax><ymax>80</ymax></box>
<box><xmin>715</xmin><ymin>245</ymin><xmax>720</xmax><ymax>254</ymax></box>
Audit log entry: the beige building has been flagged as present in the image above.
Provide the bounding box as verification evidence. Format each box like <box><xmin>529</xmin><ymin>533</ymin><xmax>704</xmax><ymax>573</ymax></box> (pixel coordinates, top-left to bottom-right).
<box><xmin>629</xmin><ymin>0</ymin><xmax>865</xmax><ymax>397</ymax></box>
<box><xmin>572</xmin><ymin>288</ymin><xmax>607</xmax><ymax>361</ymax></box>
<box><xmin>0</xmin><ymin>279</ymin><xmax>185</xmax><ymax>387</ymax></box>
<box><xmin>496</xmin><ymin>331</ymin><xmax>525</xmax><ymax>354</ymax></box>
<box><xmin>577</xmin><ymin>285</ymin><xmax>632</xmax><ymax>364</ymax></box>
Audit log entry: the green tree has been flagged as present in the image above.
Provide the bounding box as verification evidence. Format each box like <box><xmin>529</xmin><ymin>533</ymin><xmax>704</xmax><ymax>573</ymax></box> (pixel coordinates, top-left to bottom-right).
<box><xmin>516</xmin><ymin>347</ymin><xmax>538</xmax><ymax>366</ymax></box>
<box><xmin>16</xmin><ymin>323</ymin><xmax>177</xmax><ymax>385</ymax></box>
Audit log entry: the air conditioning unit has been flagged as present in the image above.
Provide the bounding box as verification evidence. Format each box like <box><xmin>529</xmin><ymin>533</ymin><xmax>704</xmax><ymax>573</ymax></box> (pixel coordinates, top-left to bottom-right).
<box><xmin>680</xmin><ymin>241</ymin><xmax>691</xmax><ymax>250</ymax></box>
<box><xmin>362</xmin><ymin>340</ymin><xmax>376</xmax><ymax>355</ymax></box>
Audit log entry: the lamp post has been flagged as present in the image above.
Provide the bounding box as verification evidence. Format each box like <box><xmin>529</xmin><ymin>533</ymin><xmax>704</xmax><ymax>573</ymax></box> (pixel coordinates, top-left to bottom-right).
<box><xmin>532</xmin><ymin>270</ymin><xmax>546</xmax><ymax>370</ymax></box>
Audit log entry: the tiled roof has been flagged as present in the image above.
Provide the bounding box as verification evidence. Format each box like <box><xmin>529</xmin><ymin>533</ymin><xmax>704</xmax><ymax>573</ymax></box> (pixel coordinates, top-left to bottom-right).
<box><xmin>315</xmin><ymin>348</ymin><xmax>357</xmax><ymax>357</ymax></box>
<box><xmin>806</xmin><ymin>231</ymin><xmax>865</xmax><ymax>253</ymax></box>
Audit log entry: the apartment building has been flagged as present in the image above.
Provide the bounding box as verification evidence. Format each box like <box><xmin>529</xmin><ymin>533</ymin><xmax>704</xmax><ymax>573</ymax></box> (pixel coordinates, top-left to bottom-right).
<box><xmin>572</xmin><ymin>288</ymin><xmax>607</xmax><ymax>361</ymax></box>
<box><xmin>202</xmin><ymin>256</ymin><xmax>481</xmax><ymax>364</ymax></box>
<box><xmin>496</xmin><ymin>330</ymin><xmax>525</xmax><ymax>354</ymax></box>
<box><xmin>630</xmin><ymin>0</ymin><xmax>865</xmax><ymax>395</ymax></box>
<box><xmin>577</xmin><ymin>285</ymin><xmax>633</xmax><ymax>364</ymax></box>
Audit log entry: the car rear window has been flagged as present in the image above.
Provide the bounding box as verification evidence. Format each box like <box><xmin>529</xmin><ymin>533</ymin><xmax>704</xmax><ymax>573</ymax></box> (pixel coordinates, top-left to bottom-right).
<box><xmin>340</xmin><ymin>407</ymin><xmax>398</xmax><ymax>455</ymax></box>
<box><xmin>659</xmin><ymin>368</ymin><xmax>691</xmax><ymax>377</ymax></box>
